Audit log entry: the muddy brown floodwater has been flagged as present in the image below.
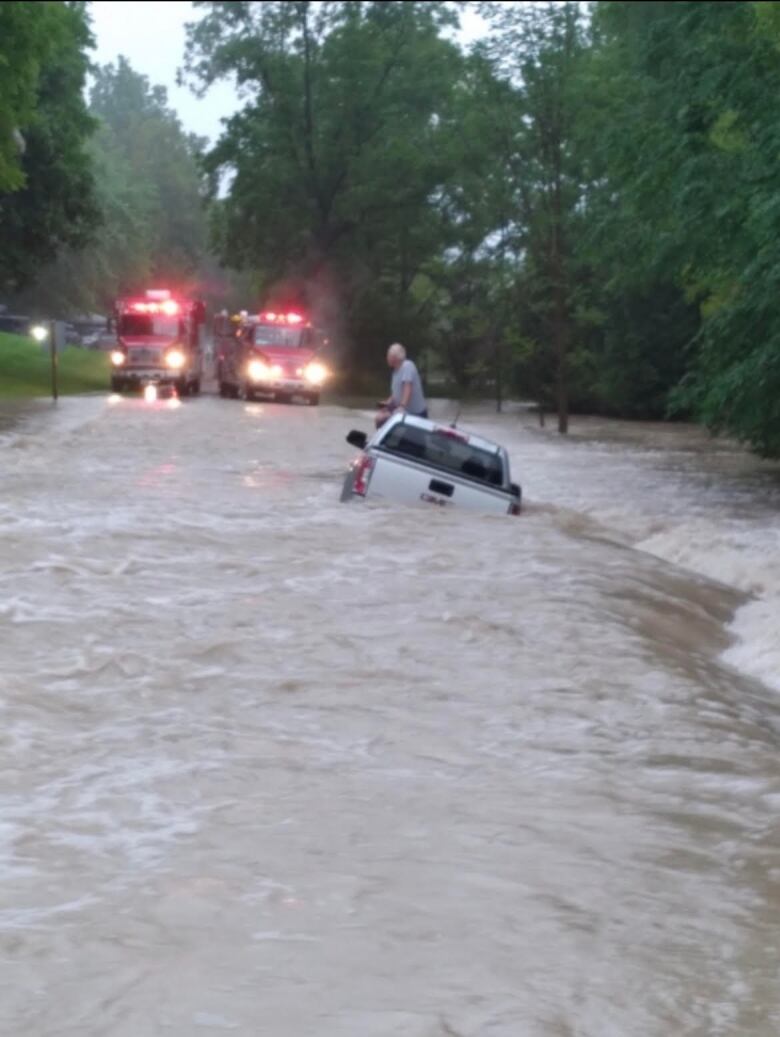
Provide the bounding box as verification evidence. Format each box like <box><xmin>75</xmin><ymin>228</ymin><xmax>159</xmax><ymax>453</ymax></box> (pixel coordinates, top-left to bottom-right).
<box><xmin>1</xmin><ymin>394</ymin><xmax>779</xmax><ymax>1036</ymax></box>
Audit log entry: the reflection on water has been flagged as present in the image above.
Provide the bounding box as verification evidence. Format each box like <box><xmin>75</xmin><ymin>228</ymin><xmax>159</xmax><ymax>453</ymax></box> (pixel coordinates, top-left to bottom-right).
<box><xmin>1</xmin><ymin>395</ymin><xmax>779</xmax><ymax>1036</ymax></box>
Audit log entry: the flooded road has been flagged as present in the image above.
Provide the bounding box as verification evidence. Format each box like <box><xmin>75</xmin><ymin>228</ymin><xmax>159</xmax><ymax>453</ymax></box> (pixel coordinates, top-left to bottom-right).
<box><xmin>1</xmin><ymin>394</ymin><xmax>779</xmax><ymax>1036</ymax></box>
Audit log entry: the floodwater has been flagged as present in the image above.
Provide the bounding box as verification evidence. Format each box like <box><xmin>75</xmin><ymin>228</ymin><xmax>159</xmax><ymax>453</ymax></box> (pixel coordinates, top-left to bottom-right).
<box><xmin>1</xmin><ymin>393</ymin><xmax>779</xmax><ymax>1037</ymax></box>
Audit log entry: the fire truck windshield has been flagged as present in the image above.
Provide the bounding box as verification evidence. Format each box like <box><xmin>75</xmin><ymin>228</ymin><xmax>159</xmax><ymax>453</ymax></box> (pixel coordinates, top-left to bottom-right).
<box><xmin>252</xmin><ymin>325</ymin><xmax>303</xmax><ymax>348</ymax></box>
<box><xmin>119</xmin><ymin>314</ymin><xmax>180</xmax><ymax>338</ymax></box>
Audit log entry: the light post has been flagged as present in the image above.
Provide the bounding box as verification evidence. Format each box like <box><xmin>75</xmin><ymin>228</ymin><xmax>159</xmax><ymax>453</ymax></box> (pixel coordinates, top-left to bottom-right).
<box><xmin>29</xmin><ymin>322</ymin><xmax>60</xmax><ymax>401</ymax></box>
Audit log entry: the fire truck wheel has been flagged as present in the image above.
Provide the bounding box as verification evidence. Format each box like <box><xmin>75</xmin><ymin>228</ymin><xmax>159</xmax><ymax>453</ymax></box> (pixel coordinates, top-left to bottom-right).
<box><xmin>110</xmin><ymin>377</ymin><xmax>124</xmax><ymax>393</ymax></box>
<box><xmin>177</xmin><ymin>378</ymin><xmax>190</xmax><ymax>398</ymax></box>
<box><xmin>306</xmin><ymin>392</ymin><xmax>320</xmax><ymax>406</ymax></box>
<box><xmin>275</xmin><ymin>391</ymin><xmax>291</xmax><ymax>404</ymax></box>
<box><xmin>191</xmin><ymin>379</ymin><xmax>201</xmax><ymax>396</ymax></box>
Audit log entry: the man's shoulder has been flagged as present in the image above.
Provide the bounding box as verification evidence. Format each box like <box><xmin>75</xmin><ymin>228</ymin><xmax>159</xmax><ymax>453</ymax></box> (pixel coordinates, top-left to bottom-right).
<box><xmin>400</xmin><ymin>358</ymin><xmax>419</xmax><ymax>377</ymax></box>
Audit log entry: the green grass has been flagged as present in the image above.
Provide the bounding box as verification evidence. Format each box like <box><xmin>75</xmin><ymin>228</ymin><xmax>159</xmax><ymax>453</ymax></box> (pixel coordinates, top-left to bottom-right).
<box><xmin>0</xmin><ymin>331</ymin><xmax>109</xmax><ymax>398</ymax></box>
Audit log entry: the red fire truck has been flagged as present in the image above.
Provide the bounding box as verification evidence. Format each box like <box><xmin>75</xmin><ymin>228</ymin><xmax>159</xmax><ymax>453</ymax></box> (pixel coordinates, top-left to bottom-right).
<box><xmin>215</xmin><ymin>309</ymin><xmax>331</xmax><ymax>405</ymax></box>
<box><xmin>110</xmin><ymin>289</ymin><xmax>205</xmax><ymax>396</ymax></box>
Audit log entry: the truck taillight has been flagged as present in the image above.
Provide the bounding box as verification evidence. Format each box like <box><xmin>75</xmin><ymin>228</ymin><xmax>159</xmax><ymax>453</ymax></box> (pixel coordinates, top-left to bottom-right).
<box><xmin>508</xmin><ymin>501</ymin><xmax>521</xmax><ymax>516</ymax></box>
<box><xmin>352</xmin><ymin>454</ymin><xmax>374</xmax><ymax>496</ymax></box>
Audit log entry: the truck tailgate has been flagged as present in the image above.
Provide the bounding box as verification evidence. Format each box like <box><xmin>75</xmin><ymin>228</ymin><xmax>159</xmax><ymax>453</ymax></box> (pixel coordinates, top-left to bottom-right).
<box><xmin>368</xmin><ymin>452</ymin><xmax>512</xmax><ymax>515</ymax></box>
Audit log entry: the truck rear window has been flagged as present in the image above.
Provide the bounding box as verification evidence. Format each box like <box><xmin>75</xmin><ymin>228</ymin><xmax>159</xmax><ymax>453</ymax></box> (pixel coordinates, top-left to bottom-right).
<box><xmin>380</xmin><ymin>423</ymin><xmax>505</xmax><ymax>487</ymax></box>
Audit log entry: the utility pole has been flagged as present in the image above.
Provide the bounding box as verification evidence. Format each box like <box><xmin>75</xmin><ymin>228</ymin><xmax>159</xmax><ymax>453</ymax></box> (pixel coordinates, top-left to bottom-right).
<box><xmin>49</xmin><ymin>320</ymin><xmax>60</xmax><ymax>401</ymax></box>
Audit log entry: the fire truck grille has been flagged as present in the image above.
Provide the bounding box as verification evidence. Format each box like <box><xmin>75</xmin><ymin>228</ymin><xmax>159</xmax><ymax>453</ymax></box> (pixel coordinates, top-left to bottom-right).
<box><xmin>128</xmin><ymin>348</ymin><xmax>162</xmax><ymax>365</ymax></box>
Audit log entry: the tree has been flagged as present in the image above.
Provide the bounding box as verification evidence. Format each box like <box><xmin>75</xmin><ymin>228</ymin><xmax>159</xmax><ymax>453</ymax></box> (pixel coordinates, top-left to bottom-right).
<box><xmin>591</xmin><ymin>0</ymin><xmax>780</xmax><ymax>455</ymax></box>
<box><xmin>11</xmin><ymin>58</ymin><xmax>210</xmax><ymax>316</ymax></box>
<box><xmin>183</xmin><ymin>0</ymin><xmax>467</xmax><ymax>370</ymax></box>
<box><xmin>89</xmin><ymin>59</ymin><xmax>208</xmax><ymax>289</ymax></box>
<box><xmin>0</xmin><ymin>2</ymin><xmax>99</xmax><ymax>293</ymax></box>
<box><xmin>0</xmin><ymin>1</ymin><xmax>59</xmax><ymax>192</ymax></box>
<box><xmin>477</xmin><ymin>1</ymin><xmax>591</xmax><ymax>433</ymax></box>
<box><xmin>415</xmin><ymin>55</ymin><xmax>526</xmax><ymax>407</ymax></box>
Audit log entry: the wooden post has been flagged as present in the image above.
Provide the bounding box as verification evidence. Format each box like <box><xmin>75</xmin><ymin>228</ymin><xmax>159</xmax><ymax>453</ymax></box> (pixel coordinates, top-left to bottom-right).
<box><xmin>49</xmin><ymin>320</ymin><xmax>59</xmax><ymax>402</ymax></box>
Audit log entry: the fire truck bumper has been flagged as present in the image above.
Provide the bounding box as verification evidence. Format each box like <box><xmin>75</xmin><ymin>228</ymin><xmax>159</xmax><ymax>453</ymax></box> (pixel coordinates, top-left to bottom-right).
<box><xmin>253</xmin><ymin>377</ymin><xmax>308</xmax><ymax>395</ymax></box>
<box><xmin>122</xmin><ymin>369</ymin><xmax>179</xmax><ymax>385</ymax></box>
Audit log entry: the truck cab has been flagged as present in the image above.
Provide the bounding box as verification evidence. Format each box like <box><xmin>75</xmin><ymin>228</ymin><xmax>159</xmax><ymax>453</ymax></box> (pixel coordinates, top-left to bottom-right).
<box><xmin>110</xmin><ymin>290</ymin><xmax>204</xmax><ymax>396</ymax></box>
<box><xmin>216</xmin><ymin>310</ymin><xmax>330</xmax><ymax>404</ymax></box>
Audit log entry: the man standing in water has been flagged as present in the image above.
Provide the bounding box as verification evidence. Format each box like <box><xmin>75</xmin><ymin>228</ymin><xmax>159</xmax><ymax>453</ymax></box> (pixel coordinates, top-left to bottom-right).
<box><xmin>375</xmin><ymin>342</ymin><xmax>428</xmax><ymax>428</ymax></box>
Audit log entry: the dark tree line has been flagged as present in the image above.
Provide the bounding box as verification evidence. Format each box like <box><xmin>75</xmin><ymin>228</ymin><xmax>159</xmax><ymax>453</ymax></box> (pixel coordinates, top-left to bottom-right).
<box><xmin>3</xmin><ymin>1</ymin><xmax>780</xmax><ymax>456</ymax></box>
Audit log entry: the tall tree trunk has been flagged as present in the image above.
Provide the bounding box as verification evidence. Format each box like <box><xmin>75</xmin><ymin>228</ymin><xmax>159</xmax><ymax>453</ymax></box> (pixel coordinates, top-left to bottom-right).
<box><xmin>553</xmin><ymin>279</ymin><xmax>569</xmax><ymax>434</ymax></box>
<box><xmin>551</xmin><ymin>167</ymin><xmax>569</xmax><ymax>434</ymax></box>
<box><xmin>495</xmin><ymin>337</ymin><xmax>503</xmax><ymax>413</ymax></box>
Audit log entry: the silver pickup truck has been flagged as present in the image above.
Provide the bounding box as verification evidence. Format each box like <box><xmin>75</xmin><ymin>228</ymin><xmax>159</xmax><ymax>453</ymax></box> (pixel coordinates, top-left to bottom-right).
<box><xmin>341</xmin><ymin>412</ymin><xmax>522</xmax><ymax>515</ymax></box>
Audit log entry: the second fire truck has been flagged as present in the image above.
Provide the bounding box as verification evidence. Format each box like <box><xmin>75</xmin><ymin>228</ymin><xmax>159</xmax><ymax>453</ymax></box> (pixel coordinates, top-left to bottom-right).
<box><xmin>215</xmin><ymin>309</ymin><xmax>331</xmax><ymax>405</ymax></box>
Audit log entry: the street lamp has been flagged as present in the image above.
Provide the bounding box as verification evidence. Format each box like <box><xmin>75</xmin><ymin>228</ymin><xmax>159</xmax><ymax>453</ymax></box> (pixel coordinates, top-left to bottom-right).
<box><xmin>29</xmin><ymin>322</ymin><xmax>58</xmax><ymax>400</ymax></box>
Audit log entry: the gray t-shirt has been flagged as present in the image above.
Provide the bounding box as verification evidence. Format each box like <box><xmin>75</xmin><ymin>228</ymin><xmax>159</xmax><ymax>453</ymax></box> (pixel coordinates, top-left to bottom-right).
<box><xmin>391</xmin><ymin>358</ymin><xmax>427</xmax><ymax>415</ymax></box>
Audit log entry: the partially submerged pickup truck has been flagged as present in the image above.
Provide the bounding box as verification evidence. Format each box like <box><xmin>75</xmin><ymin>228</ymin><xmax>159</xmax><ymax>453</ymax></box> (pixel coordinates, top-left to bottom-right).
<box><xmin>341</xmin><ymin>412</ymin><xmax>522</xmax><ymax>516</ymax></box>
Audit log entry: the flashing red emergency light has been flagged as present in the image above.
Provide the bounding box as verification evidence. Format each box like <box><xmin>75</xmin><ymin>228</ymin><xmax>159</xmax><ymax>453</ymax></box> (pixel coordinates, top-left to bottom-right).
<box><xmin>258</xmin><ymin>311</ymin><xmax>305</xmax><ymax>325</ymax></box>
<box><xmin>130</xmin><ymin>300</ymin><xmax>180</xmax><ymax>316</ymax></box>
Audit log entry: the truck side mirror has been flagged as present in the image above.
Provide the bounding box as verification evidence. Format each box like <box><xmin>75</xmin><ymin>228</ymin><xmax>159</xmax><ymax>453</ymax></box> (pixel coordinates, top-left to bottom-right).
<box><xmin>346</xmin><ymin>430</ymin><xmax>368</xmax><ymax>449</ymax></box>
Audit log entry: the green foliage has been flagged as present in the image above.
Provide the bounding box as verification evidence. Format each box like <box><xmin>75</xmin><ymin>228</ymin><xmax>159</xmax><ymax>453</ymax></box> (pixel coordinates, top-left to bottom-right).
<box><xmin>590</xmin><ymin>0</ymin><xmax>780</xmax><ymax>455</ymax></box>
<box><xmin>579</xmin><ymin>282</ymin><xmax>699</xmax><ymax>418</ymax></box>
<box><xmin>183</xmin><ymin>1</ymin><xmax>466</xmax><ymax>369</ymax></box>
<box><xmin>0</xmin><ymin>1</ymin><xmax>64</xmax><ymax>191</ymax></box>
<box><xmin>9</xmin><ymin>57</ymin><xmax>209</xmax><ymax>315</ymax></box>
<box><xmin>0</xmin><ymin>331</ymin><xmax>108</xmax><ymax>397</ymax></box>
<box><xmin>90</xmin><ymin>59</ymin><xmax>208</xmax><ymax>283</ymax></box>
<box><xmin>0</xmin><ymin>2</ymin><xmax>99</xmax><ymax>292</ymax></box>
<box><xmin>5</xmin><ymin>0</ymin><xmax>779</xmax><ymax>451</ymax></box>
<box><xmin>473</xmin><ymin>2</ymin><xmax>592</xmax><ymax>429</ymax></box>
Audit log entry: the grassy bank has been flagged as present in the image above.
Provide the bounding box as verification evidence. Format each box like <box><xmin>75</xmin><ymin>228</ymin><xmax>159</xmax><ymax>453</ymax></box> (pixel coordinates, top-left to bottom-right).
<box><xmin>0</xmin><ymin>332</ymin><xmax>109</xmax><ymax>397</ymax></box>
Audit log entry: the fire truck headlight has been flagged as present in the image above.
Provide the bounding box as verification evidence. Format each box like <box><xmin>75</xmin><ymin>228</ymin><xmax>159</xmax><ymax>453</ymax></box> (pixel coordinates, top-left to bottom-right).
<box><xmin>110</xmin><ymin>350</ymin><xmax>126</xmax><ymax>366</ymax></box>
<box><xmin>248</xmin><ymin>359</ymin><xmax>269</xmax><ymax>381</ymax></box>
<box><xmin>30</xmin><ymin>324</ymin><xmax>48</xmax><ymax>343</ymax></box>
<box><xmin>166</xmin><ymin>349</ymin><xmax>186</xmax><ymax>370</ymax></box>
<box><xmin>304</xmin><ymin>362</ymin><xmax>328</xmax><ymax>386</ymax></box>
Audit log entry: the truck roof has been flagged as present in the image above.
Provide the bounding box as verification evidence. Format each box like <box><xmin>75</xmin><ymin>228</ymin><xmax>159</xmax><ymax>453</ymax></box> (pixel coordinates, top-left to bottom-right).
<box><xmin>382</xmin><ymin>412</ymin><xmax>503</xmax><ymax>455</ymax></box>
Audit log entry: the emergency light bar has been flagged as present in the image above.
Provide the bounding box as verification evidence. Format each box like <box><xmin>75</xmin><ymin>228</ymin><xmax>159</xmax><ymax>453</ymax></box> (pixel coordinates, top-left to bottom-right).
<box><xmin>259</xmin><ymin>311</ymin><xmax>305</xmax><ymax>325</ymax></box>
<box><xmin>130</xmin><ymin>300</ymin><xmax>180</xmax><ymax>316</ymax></box>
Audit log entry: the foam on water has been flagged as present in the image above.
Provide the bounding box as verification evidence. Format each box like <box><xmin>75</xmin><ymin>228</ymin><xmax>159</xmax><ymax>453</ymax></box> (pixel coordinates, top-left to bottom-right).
<box><xmin>477</xmin><ymin>409</ymin><xmax>780</xmax><ymax>694</ymax></box>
